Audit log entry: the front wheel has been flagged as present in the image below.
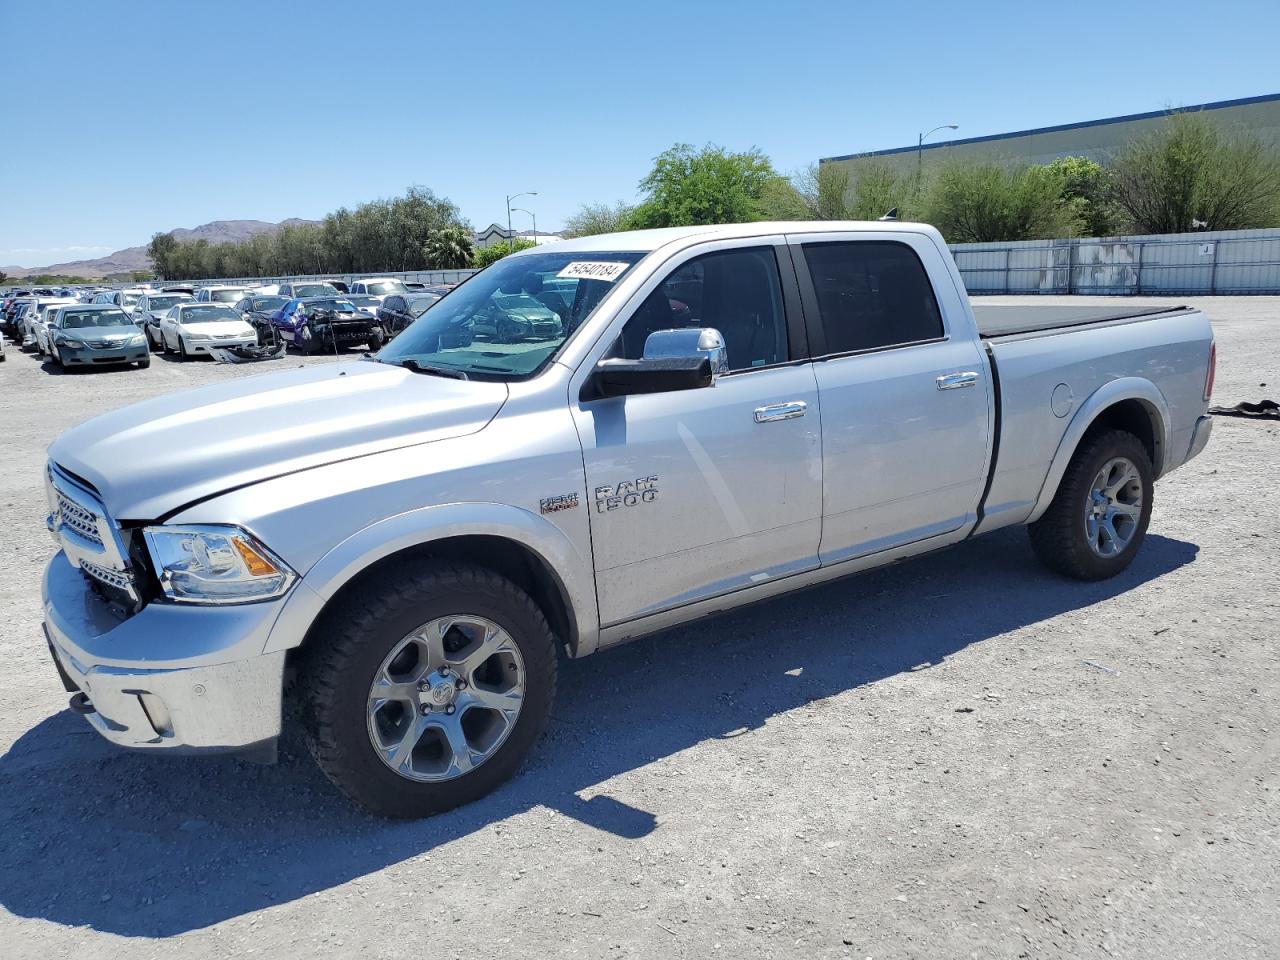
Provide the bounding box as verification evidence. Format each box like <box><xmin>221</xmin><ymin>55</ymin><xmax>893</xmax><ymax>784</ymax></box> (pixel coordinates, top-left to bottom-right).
<box><xmin>177</xmin><ymin>336</ymin><xmax>189</xmax><ymax>361</ymax></box>
<box><xmin>1028</xmin><ymin>429</ymin><xmax>1153</xmax><ymax>580</ymax></box>
<box><xmin>299</xmin><ymin>562</ymin><xmax>557</xmax><ymax>818</ymax></box>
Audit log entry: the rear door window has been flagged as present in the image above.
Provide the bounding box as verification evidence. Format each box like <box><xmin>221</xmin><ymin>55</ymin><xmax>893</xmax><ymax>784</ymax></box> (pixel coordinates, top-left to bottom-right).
<box><xmin>800</xmin><ymin>241</ymin><xmax>944</xmax><ymax>354</ymax></box>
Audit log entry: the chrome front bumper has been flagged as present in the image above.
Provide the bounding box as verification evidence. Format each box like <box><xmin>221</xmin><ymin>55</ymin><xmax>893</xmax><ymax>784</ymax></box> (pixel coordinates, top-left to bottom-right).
<box><xmin>42</xmin><ymin>552</ymin><xmax>287</xmax><ymax>752</ymax></box>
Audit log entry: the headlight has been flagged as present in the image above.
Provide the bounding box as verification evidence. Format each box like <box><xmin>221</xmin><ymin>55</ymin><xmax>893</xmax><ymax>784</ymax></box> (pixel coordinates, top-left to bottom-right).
<box><xmin>142</xmin><ymin>525</ymin><xmax>295</xmax><ymax>604</ymax></box>
<box><xmin>127</xmin><ymin>333</ymin><xmax>145</xmax><ymax>346</ymax></box>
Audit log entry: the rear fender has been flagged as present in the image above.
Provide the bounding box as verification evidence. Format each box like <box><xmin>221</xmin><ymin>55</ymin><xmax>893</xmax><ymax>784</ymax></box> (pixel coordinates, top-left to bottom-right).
<box><xmin>1027</xmin><ymin>377</ymin><xmax>1170</xmax><ymax>523</ymax></box>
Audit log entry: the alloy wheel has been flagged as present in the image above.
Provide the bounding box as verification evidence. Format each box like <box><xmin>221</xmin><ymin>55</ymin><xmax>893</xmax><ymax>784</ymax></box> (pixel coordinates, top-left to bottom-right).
<box><xmin>1085</xmin><ymin>456</ymin><xmax>1143</xmax><ymax>557</ymax></box>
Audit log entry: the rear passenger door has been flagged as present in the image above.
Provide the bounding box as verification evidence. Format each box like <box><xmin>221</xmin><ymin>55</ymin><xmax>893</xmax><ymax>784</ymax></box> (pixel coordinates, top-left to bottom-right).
<box><xmin>789</xmin><ymin>233</ymin><xmax>992</xmax><ymax>564</ymax></box>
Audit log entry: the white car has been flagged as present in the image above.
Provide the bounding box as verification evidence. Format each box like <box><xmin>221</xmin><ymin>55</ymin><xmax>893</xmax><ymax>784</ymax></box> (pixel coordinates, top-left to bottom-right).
<box><xmin>348</xmin><ymin>277</ymin><xmax>408</xmax><ymax>307</ymax></box>
<box><xmin>133</xmin><ymin>292</ymin><xmax>195</xmax><ymax>349</ymax></box>
<box><xmin>28</xmin><ymin>299</ymin><xmax>80</xmax><ymax>354</ymax></box>
<box><xmin>195</xmin><ymin>285</ymin><xmax>254</xmax><ymax>304</ymax></box>
<box><xmin>158</xmin><ymin>303</ymin><xmax>257</xmax><ymax>360</ymax></box>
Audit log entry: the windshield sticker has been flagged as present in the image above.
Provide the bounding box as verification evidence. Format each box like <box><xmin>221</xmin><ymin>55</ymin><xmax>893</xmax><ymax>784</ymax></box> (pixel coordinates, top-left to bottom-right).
<box><xmin>557</xmin><ymin>261</ymin><xmax>630</xmax><ymax>282</ymax></box>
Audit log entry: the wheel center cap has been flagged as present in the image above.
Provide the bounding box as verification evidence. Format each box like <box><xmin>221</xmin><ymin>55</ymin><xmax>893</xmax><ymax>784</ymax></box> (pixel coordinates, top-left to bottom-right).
<box><xmin>429</xmin><ymin>680</ymin><xmax>456</xmax><ymax>705</ymax></box>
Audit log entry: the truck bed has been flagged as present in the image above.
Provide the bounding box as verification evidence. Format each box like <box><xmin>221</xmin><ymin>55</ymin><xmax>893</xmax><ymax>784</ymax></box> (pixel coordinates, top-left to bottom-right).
<box><xmin>972</xmin><ymin>304</ymin><xmax>1192</xmax><ymax>339</ymax></box>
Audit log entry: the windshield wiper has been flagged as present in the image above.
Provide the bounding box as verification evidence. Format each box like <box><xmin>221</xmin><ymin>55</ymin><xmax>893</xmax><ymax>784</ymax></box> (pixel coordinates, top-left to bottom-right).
<box><xmin>398</xmin><ymin>358</ymin><xmax>469</xmax><ymax>380</ymax></box>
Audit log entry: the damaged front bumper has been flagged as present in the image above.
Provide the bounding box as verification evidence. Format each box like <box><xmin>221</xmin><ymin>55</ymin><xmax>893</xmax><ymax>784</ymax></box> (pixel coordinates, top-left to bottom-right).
<box><xmin>42</xmin><ymin>551</ymin><xmax>287</xmax><ymax>754</ymax></box>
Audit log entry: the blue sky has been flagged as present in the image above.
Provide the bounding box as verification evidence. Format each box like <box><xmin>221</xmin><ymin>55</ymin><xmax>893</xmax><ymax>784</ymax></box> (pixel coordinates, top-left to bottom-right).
<box><xmin>2</xmin><ymin>0</ymin><xmax>1278</xmax><ymax>268</ymax></box>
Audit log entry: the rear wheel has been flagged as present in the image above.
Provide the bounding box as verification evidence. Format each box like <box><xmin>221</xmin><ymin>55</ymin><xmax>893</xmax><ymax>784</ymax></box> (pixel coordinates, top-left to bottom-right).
<box><xmin>299</xmin><ymin>562</ymin><xmax>557</xmax><ymax>818</ymax></box>
<box><xmin>1028</xmin><ymin>429</ymin><xmax>1153</xmax><ymax>580</ymax></box>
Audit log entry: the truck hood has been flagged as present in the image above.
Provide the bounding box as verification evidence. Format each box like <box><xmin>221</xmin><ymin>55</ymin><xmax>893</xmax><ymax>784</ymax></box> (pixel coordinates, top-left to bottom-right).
<box><xmin>178</xmin><ymin>319</ymin><xmax>255</xmax><ymax>338</ymax></box>
<box><xmin>49</xmin><ymin>360</ymin><xmax>509</xmax><ymax>520</ymax></box>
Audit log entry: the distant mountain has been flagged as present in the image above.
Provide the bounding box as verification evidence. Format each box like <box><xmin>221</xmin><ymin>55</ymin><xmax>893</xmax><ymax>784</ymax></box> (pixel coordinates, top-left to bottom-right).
<box><xmin>6</xmin><ymin>218</ymin><xmax>318</xmax><ymax>278</ymax></box>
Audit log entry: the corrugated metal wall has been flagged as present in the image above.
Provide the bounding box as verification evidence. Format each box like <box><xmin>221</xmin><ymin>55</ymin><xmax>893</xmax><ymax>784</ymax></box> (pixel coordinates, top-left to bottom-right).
<box><xmin>951</xmin><ymin>228</ymin><xmax>1280</xmax><ymax>295</ymax></box>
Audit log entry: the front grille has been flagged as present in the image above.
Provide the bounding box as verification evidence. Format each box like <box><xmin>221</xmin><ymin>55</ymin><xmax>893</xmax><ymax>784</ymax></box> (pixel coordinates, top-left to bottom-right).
<box><xmin>48</xmin><ymin>464</ymin><xmax>143</xmax><ymax>613</ymax></box>
<box><xmin>80</xmin><ymin>559</ymin><xmax>134</xmax><ymax>592</ymax></box>
<box><xmin>56</xmin><ymin>490</ymin><xmax>102</xmax><ymax>545</ymax></box>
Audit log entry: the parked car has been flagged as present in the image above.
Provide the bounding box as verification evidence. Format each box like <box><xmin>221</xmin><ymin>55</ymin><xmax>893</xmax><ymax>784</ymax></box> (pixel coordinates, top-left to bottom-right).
<box><xmin>344</xmin><ymin>293</ymin><xmax>382</xmax><ymax>318</ymax></box>
<box><xmin>133</xmin><ymin>292</ymin><xmax>194</xmax><ymax>349</ymax></box>
<box><xmin>195</xmin><ymin>285</ymin><xmax>253</xmax><ymax>304</ymax></box>
<box><xmin>318</xmin><ymin>279</ymin><xmax>350</xmax><ymax>294</ymax></box>
<box><xmin>376</xmin><ymin>292</ymin><xmax>442</xmax><ymax>339</ymax></box>
<box><xmin>44</xmin><ymin>305</ymin><xmax>149</xmax><ymax>369</ymax></box>
<box><xmin>25</xmin><ymin>298</ymin><xmax>79</xmax><ymax>352</ymax></box>
<box><xmin>470</xmin><ymin>291</ymin><xmax>563</xmax><ymax>342</ymax></box>
<box><xmin>92</xmin><ymin>289</ymin><xmax>147</xmax><ymax>310</ymax></box>
<box><xmin>2</xmin><ymin>295</ymin><xmax>36</xmax><ymax>338</ymax></box>
<box><xmin>232</xmin><ymin>294</ymin><xmax>290</xmax><ymax>344</ymax></box>
<box><xmin>404</xmin><ymin>281</ymin><xmax>427</xmax><ymax>292</ymax></box>
<box><xmin>38</xmin><ymin>220</ymin><xmax>1216</xmax><ymax>818</ymax></box>
<box><xmin>6</xmin><ymin>301</ymin><xmax>35</xmax><ymax>342</ymax></box>
<box><xmin>349</xmin><ymin>277</ymin><xmax>408</xmax><ymax>302</ymax></box>
<box><xmin>275</xmin><ymin>281</ymin><xmax>340</xmax><ymax>299</ymax></box>
<box><xmin>160</xmin><ymin>284</ymin><xmax>196</xmax><ymax>295</ymax></box>
<box><xmin>158</xmin><ymin>303</ymin><xmax>257</xmax><ymax>360</ymax></box>
<box><xmin>266</xmin><ymin>296</ymin><xmax>385</xmax><ymax>353</ymax></box>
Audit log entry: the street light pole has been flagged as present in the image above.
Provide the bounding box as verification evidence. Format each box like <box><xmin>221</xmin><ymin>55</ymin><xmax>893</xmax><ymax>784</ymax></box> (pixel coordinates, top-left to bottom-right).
<box><xmin>917</xmin><ymin>123</ymin><xmax>959</xmax><ymax>178</ymax></box>
<box><xmin>505</xmin><ymin>191</ymin><xmax>538</xmax><ymax>253</ymax></box>
<box><xmin>512</xmin><ymin>207</ymin><xmax>537</xmax><ymax>246</ymax></box>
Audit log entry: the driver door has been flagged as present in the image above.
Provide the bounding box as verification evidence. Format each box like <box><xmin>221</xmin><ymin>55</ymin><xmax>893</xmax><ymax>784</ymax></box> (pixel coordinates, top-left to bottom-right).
<box><xmin>571</xmin><ymin>238</ymin><xmax>822</xmax><ymax>628</ymax></box>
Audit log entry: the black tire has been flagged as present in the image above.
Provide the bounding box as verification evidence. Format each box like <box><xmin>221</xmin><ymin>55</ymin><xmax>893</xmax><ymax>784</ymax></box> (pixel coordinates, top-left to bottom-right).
<box><xmin>1028</xmin><ymin>429</ymin><xmax>1153</xmax><ymax>581</ymax></box>
<box><xmin>177</xmin><ymin>336</ymin><xmax>189</xmax><ymax>361</ymax></box>
<box><xmin>137</xmin><ymin>356</ymin><xmax>150</xmax><ymax>369</ymax></box>
<box><xmin>367</xmin><ymin>328</ymin><xmax>385</xmax><ymax>351</ymax></box>
<box><xmin>55</xmin><ymin>346</ymin><xmax>67</xmax><ymax>368</ymax></box>
<box><xmin>298</xmin><ymin>562</ymin><xmax>558</xmax><ymax>818</ymax></box>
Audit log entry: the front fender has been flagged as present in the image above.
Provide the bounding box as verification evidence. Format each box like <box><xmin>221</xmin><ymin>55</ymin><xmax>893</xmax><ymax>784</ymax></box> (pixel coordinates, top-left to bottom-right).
<box><xmin>1026</xmin><ymin>376</ymin><xmax>1171</xmax><ymax>524</ymax></box>
<box><xmin>264</xmin><ymin>501</ymin><xmax>600</xmax><ymax>657</ymax></box>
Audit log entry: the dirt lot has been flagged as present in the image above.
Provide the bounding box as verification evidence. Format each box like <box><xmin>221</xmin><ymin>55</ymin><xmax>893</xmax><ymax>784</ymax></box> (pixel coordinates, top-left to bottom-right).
<box><xmin>0</xmin><ymin>297</ymin><xmax>1276</xmax><ymax>960</ymax></box>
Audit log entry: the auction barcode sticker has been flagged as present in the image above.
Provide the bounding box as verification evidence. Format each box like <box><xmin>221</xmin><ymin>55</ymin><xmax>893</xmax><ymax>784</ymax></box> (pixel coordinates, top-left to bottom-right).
<box><xmin>557</xmin><ymin>261</ymin><xmax>630</xmax><ymax>282</ymax></box>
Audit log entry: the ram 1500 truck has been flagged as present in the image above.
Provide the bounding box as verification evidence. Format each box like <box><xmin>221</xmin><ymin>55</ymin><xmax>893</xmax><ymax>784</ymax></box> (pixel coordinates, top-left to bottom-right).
<box><xmin>41</xmin><ymin>221</ymin><xmax>1216</xmax><ymax>818</ymax></box>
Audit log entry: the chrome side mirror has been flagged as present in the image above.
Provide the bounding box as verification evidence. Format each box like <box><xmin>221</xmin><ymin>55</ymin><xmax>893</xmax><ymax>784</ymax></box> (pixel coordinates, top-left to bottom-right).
<box><xmin>641</xmin><ymin>327</ymin><xmax>728</xmax><ymax>377</ymax></box>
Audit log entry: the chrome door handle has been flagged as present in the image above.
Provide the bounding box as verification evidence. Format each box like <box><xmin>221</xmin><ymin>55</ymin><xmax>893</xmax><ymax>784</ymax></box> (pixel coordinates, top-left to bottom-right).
<box><xmin>754</xmin><ymin>401</ymin><xmax>807</xmax><ymax>423</ymax></box>
<box><xmin>936</xmin><ymin>371</ymin><xmax>979</xmax><ymax>391</ymax></box>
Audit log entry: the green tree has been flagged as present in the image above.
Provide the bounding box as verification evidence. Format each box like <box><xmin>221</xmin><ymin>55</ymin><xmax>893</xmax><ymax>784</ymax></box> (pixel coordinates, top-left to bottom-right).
<box><xmin>1109</xmin><ymin>112</ymin><xmax>1280</xmax><ymax>234</ymax></box>
<box><xmin>1044</xmin><ymin>156</ymin><xmax>1120</xmax><ymax>236</ymax></box>
<box><xmin>147</xmin><ymin>231</ymin><xmax>179</xmax><ymax>278</ymax></box>
<box><xmin>628</xmin><ymin>143</ymin><xmax>785</xmax><ymax>228</ymax></box>
<box><xmin>562</xmin><ymin>201</ymin><xmax>635</xmax><ymax>237</ymax></box>
<box><xmin>924</xmin><ymin>161</ymin><xmax>1083</xmax><ymax>242</ymax></box>
<box><xmin>0</xmin><ymin>271</ymin><xmax>8</xmax><ymax>285</ymax></box>
<box><xmin>424</xmin><ymin>226</ymin><xmax>475</xmax><ymax>268</ymax></box>
<box><xmin>473</xmin><ymin>239</ymin><xmax>535</xmax><ymax>268</ymax></box>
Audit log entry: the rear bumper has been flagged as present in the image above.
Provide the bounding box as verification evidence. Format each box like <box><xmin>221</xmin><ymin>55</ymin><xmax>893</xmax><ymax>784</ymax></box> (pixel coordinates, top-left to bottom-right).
<box><xmin>42</xmin><ymin>551</ymin><xmax>287</xmax><ymax>752</ymax></box>
<box><xmin>1185</xmin><ymin>414</ymin><xmax>1213</xmax><ymax>464</ymax></box>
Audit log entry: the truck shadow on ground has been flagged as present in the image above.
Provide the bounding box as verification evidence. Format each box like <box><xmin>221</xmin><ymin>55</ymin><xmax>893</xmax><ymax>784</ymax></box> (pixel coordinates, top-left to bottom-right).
<box><xmin>0</xmin><ymin>529</ymin><xmax>1197</xmax><ymax>937</ymax></box>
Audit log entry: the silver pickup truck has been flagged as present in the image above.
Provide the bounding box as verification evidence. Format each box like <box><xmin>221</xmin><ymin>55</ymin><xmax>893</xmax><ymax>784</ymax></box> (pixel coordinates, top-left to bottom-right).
<box><xmin>41</xmin><ymin>221</ymin><xmax>1216</xmax><ymax>817</ymax></box>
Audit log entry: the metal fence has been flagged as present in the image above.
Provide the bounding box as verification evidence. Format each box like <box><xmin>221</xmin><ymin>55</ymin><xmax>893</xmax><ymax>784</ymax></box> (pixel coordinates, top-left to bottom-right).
<box><xmin>951</xmin><ymin>227</ymin><xmax>1280</xmax><ymax>296</ymax></box>
<box><xmin>157</xmin><ymin>268</ymin><xmax>481</xmax><ymax>289</ymax></box>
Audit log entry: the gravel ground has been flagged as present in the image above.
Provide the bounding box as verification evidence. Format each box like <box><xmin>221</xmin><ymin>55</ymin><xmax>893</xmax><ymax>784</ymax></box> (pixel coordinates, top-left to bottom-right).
<box><xmin>0</xmin><ymin>297</ymin><xmax>1276</xmax><ymax>960</ymax></box>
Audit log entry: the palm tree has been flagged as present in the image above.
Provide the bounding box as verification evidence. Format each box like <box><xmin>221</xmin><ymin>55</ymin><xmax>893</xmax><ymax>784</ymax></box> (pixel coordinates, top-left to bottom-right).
<box><xmin>424</xmin><ymin>226</ymin><xmax>475</xmax><ymax>269</ymax></box>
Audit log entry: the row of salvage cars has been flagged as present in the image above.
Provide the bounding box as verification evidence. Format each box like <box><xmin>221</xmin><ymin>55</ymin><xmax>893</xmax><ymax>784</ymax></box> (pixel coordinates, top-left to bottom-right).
<box><xmin>0</xmin><ymin>276</ymin><xmax>462</xmax><ymax>370</ymax></box>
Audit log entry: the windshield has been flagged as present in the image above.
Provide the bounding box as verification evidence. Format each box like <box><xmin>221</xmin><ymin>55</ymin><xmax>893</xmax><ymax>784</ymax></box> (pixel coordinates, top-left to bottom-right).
<box><xmin>294</xmin><ymin>283</ymin><xmax>338</xmax><ymax>297</ymax></box>
<box><xmin>364</xmin><ymin>280</ymin><xmax>407</xmax><ymax>296</ymax></box>
<box><xmin>407</xmin><ymin>295</ymin><xmax>439</xmax><ymax>317</ymax></box>
<box><xmin>62</xmin><ymin>309</ymin><xmax>132</xmax><ymax>329</ymax></box>
<box><xmin>120</xmin><ymin>293</ymin><xmax>141</xmax><ymax>307</ymax></box>
<box><xmin>181</xmin><ymin>305</ymin><xmax>242</xmax><ymax>323</ymax></box>
<box><xmin>376</xmin><ymin>250</ymin><xmax>645</xmax><ymax>379</ymax></box>
<box><xmin>251</xmin><ymin>296</ymin><xmax>288</xmax><ymax>311</ymax></box>
<box><xmin>147</xmin><ymin>295</ymin><xmax>189</xmax><ymax>310</ymax></box>
<box><xmin>209</xmin><ymin>288</ymin><xmax>248</xmax><ymax>302</ymax></box>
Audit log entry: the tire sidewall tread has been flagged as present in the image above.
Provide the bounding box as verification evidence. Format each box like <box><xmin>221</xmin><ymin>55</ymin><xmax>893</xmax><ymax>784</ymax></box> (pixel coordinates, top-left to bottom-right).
<box><xmin>298</xmin><ymin>561</ymin><xmax>558</xmax><ymax>819</ymax></box>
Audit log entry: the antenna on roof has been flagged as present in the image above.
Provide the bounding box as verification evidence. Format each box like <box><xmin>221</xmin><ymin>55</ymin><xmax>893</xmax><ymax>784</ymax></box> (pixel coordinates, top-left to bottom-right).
<box><xmin>878</xmin><ymin>208</ymin><xmax>899</xmax><ymax>222</ymax></box>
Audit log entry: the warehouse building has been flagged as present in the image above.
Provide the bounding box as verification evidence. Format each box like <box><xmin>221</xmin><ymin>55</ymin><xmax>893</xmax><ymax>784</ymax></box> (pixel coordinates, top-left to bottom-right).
<box><xmin>820</xmin><ymin>92</ymin><xmax>1280</xmax><ymax>175</ymax></box>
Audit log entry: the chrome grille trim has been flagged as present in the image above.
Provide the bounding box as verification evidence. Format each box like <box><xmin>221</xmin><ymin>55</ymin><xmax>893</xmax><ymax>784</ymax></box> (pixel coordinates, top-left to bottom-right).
<box><xmin>55</xmin><ymin>489</ymin><xmax>103</xmax><ymax>546</ymax></box>
<box><xmin>46</xmin><ymin>463</ymin><xmax>142</xmax><ymax>610</ymax></box>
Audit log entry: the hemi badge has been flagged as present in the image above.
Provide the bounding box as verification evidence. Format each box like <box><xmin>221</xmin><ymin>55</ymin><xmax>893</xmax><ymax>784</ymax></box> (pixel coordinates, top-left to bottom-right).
<box><xmin>540</xmin><ymin>493</ymin><xmax>580</xmax><ymax>515</ymax></box>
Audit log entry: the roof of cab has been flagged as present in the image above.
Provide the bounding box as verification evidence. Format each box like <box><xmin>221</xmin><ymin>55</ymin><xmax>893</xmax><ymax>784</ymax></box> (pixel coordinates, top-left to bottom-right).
<box><xmin>516</xmin><ymin>220</ymin><xmax>938</xmax><ymax>255</ymax></box>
